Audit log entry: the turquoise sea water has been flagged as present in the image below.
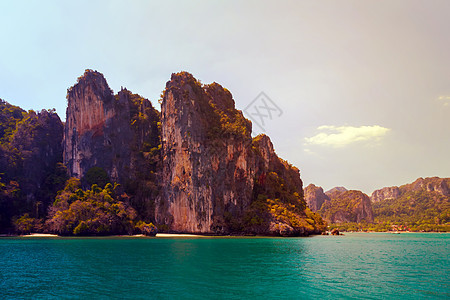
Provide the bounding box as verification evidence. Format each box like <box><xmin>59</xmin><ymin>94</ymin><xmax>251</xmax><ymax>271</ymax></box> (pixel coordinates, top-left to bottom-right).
<box><xmin>0</xmin><ymin>233</ymin><xmax>448</xmax><ymax>299</ymax></box>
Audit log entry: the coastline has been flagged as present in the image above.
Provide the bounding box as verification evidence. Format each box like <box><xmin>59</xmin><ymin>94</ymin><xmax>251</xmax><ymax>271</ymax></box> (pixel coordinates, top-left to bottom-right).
<box><xmin>1</xmin><ymin>231</ymin><xmax>447</xmax><ymax>239</ymax></box>
<box><xmin>21</xmin><ymin>233</ymin><xmax>59</xmax><ymax>237</ymax></box>
<box><xmin>156</xmin><ymin>233</ymin><xmax>207</xmax><ymax>238</ymax></box>
<box><xmin>6</xmin><ymin>233</ymin><xmax>210</xmax><ymax>238</ymax></box>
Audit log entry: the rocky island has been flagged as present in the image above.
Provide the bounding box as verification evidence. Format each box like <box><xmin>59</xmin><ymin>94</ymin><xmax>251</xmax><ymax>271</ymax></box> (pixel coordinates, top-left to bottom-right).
<box><xmin>0</xmin><ymin>70</ymin><xmax>325</xmax><ymax>236</ymax></box>
<box><xmin>304</xmin><ymin>177</ymin><xmax>449</xmax><ymax>232</ymax></box>
<box><xmin>1</xmin><ymin>70</ymin><xmax>447</xmax><ymax>235</ymax></box>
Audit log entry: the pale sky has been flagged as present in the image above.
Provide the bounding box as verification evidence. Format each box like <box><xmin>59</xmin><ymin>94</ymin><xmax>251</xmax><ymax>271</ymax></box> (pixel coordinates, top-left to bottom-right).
<box><xmin>1</xmin><ymin>0</ymin><xmax>449</xmax><ymax>194</ymax></box>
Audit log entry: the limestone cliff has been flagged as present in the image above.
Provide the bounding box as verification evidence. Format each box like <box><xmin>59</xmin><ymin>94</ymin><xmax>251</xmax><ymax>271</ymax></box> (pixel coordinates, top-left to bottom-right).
<box><xmin>64</xmin><ymin>70</ymin><xmax>160</xmax><ymax>219</ymax></box>
<box><xmin>309</xmin><ymin>177</ymin><xmax>448</xmax><ymax>229</ymax></box>
<box><xmin>318</xmin><ymin>189</ymin><xmax>374</xmax><ymax>223</ymax></box>
<box><xmin>156</xmin><ymin>72</ymin><xmax>254</xmax><ymax>232</ymax></box>
<box><xmin>62</xmin><ymin>70</ymin><xmax>324</xmax><ymax>235</ymax></box>
<box><xmin>371</xmin><ymin>177</ymin><xmax>449</xmax><ymax>203</ymax></box>
<box><xmin>156</xmin><ymin>72</ymin><xmax>324</xmax><ymax>235</ymax></box>
<box><xmin>9</xmin><ymin>110</ymin><xmax>64</xmax><ymax>204</ymax></box>
<box><xmin>0</xmin><ymin>105</ymin><xmax>64</xmax><ymax>232</ymax></box>
<box><xmin>325</xmin><ymin>186</ymin><xmax>347</xmax><ymax>198</ymax></box>
<box><xmin>400</xmin><ymin>177</ymin><xmax>449</xmax><ymax>196</ymax></box>
<box><xmin>370</xmin><ymin>186</ymin><xmax>400</xmax><ymax>203</ymax></box>
<box><xmin>251</xmin><ymin>134</ymin><xmax>324</xmax><ymax>236</ymax></box>
<box><xmin>65</xmin><ymin>70</ymin><xmax>112</xmax><ymax>178</ymax></box>
<box><xmin>304</xmin><ymin>184</ymin><xmax>329</xmax><ymax>212</ymax></box>
<box><xmin>371</xmin><ymin>177</ymin><xmax>449</xmax><ymax>231</ymax></box>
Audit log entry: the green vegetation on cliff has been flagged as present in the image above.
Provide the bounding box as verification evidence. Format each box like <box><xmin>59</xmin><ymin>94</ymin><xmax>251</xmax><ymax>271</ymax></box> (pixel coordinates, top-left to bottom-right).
<box><xmin>0</xmin><ymin>100</ymin><xmax>65</xmax><ymax>233</ymax></box>
<box><xmin>244</xmin><ymin>137</ymin><xmax>326</xmax><ymax>236</ymax></box>
<box><xmin>122</xmin><ymin>89</ymin><xmax>161</xmax><ymax>221</ymax></box>
<box><xmin>0</xmin><ymin>99</ymin><xmax>24</xmax><ymax>142</ymax></box>
<box><xmin>368</xmin><ymin>189</ymin><xmax>449</xmax><ymax>232</ymax></box>
<box><xmin>44</xmin><ymin>178</ymin><xmax>156</xmax><ymax>236</ymax></box>
<box><xmin>2</xmin><ymin>71</ymin><xmax>326</xmax><ymax>236</ymax></box>
<box><xmin>319</xmin><ymin>190</ymin><xmax>373</xmax><ymax>224</ymax></box>
<box><xmin>159</xmin><ymin>72</ymin><xmax>325</xmax><ymax>236</ymax></box>
<box><xmin>165</xmin><ymin>72</ymin><xmax>251</xmax><ymax>142</ymax></box>
<box><xmin>65</xmin><ymin>70</ymin><xmax>162</xmax><ymax>225</ymax></box>
<box><xmin>15</xmin><ymin>178</ymin><xmax>156</xmax><ymax>236</ymax></box>
<box><xmin>325</xmin><ymin>179</ymin><xmax>450</xmax><ymax>232</ymax></box>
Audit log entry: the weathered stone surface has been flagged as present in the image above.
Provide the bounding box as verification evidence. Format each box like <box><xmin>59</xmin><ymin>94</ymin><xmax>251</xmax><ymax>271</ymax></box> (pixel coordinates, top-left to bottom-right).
<box><xmin>371</xmin><ymin>177</ymin><xmax>449</xmax><ymax>203</ymax></box>
<box><xmin>155</xmin><ymin>72</ymin><xmax>253</xmax><ymax>233</ymax></box>
<box><xmin>251</xmin><ymin>134</ymin><xmax>321</xmax><ymax>236</ymax></box>
<box><xmin>319</xmin><ymin>189</ymin><xmax>374</xmax><ymax>223</ymax></box>
<box><xmin>156</xmin><ymin>72</ymin><xmax>324</xmax><ymax>235</ymax></box>
<box><xmin>63</xmin><ymin>70</ymin><xmax>161</xmax><ymax>223</ymax></box>
<box><xmin>64</xmin><ymin>70</ymin><xmax>115</xmax><ymax>179</ymax></box>
<box><xmin>370</xmin><ymin>186</ymin><xmax>400</xmax><ymax>203</ymax></box>
<box><xmin>64</xmin><ymin>70</ymin><xmax>160</xmax><ymax>187</ymax></box>
<box><xmin>325</xmin><ymin>186</ymin><xmax>347</xmax><ymax>198</ymax></box>
<box><xmin>401</xmin><ymin>177</ymin><xmax>449</xmax><ymax>196</ymax></box>
<box><xmin>63</xmin><ymin>70</ymin><xmax>325</xmax><ymax>235</ymax></box>
<box><xmin>330</xmin><ymin>228</ymin><xmax>340</xmax><ymax>235</ymax></box>
<box><xmin>304</xmin><ymin>184</ymin><xmax>329</xmax><ymax>212</ymax></box>
<box><xmin>10</xmin><ymin>110</ymin><xmax>64</xmax><ymax>202</ymax></box>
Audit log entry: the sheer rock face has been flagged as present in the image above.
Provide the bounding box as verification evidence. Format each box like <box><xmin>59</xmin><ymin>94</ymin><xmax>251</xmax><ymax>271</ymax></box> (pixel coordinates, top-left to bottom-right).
<box><xmin>252</xmin><ymin>135</ymin><xmax>315</xmax><ymax>236</ymax></box>
<box><xmin>371</xmin><ymin>177</ymin><xmax>449</xmax><ymax>203</ymax></box>
<box><xmin>157</xmin><ymin>72</ymin><xmax>318</xmax><ymax>235</ymax></box>
<box><xmin>325</xmin><ymin>186</ymin><xmax>347</xmax><ymax>198</ymax></box>
<box><xmin>319</xmin><ymin>190</ymin><xmax>374</xmax><ymax>223</ymax></box>
<box><xmin>401</xmin><ymin>177</ymin><xmax>449</xmax><ymax>196</ymax></box>
<box><xmin>157</xmin><ymin>72</ymin><xmax>255</xmax><ymax>233</ymax></box>
<box><xmin>351</xmin><ymin>191</ymin><xmax>373</xmax><ymax>223</ymax></box>
<box><xmin>304</xmin><ymin>184</ymin><xmax>329</xmax><ymax>212</ymax></box>
<box><xmin>63</xmin><ymin>70</ymin><xmax>323</xmax><ymax>235</ymax></box>
<box><xmin>65</xmin><ymin>70</ymin><xmax>117</xmax><ymax>179</ymax></box>
<box><xmin>370</xmin><ymin>186</ymin><xmax>400</xmax><ymax>203</ymax></box>
<box><xmin>9</xmin><ymin>110</ymin><xmax>64</xmax><ymax>203</ymax></box>
<box><xmin>63</xmin><ymin>70</ymin><xmax>158</xmax><ymax>186</ymax></box>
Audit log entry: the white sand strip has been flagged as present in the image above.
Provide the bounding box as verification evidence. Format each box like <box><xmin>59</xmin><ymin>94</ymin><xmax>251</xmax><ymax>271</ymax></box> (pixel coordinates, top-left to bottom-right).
<box><xmin>21</xmin><ymin>233</ymin><xmax>59</xmax><ymax>237</ymax></box>
<box><xmin>156</xmin><ymin>233</ymin><xmax>206</xmax><ymax>238</ymax></box>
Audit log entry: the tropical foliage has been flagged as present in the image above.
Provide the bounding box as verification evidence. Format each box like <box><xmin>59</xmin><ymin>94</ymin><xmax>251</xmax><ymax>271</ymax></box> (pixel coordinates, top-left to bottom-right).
<box><xmin>329</xmin><ymin>189</ymin><xmax>449</xmax><ymax>232</ymax></box>
<box><xmin>120</xmin><ymin>89</ymin><xmax>161</xmax><ymax>221</ymax></box>
<box><xmin>44</xmin><ymin>178</ymin><xmax>156</xmax><ymax>236</ymax></box>
<box><xmin>370</xmin><ymin>189</ymin><xmax>449</xmax><ymax>232</ymax></box>
<box><xmin>0</xmin><ymin>100</ymin><xmax>65</xmax><ymax>233</ymax></box>
<box><xmin>243</xmin><ymin>168</ymin><xmax>326</xmax><ymax>235</ymax></box>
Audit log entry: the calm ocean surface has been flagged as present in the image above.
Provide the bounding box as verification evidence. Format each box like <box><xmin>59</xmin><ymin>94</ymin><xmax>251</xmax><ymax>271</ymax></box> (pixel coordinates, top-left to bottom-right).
<box><xmin>0</xmin><ymin>233</ymin><xmax>448</xmax><ymax>299</ymax></box>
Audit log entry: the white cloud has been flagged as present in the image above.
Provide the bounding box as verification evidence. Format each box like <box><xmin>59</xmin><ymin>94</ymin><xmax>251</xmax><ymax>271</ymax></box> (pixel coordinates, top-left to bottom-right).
<box><xmin>304</xmin><ymin>125</ymin><xmax>391</xmax><ymax>148</ymax></box>
<box><xmin>437</xmin><ymin>96</ymin><xmax>450</xmax><ymax>107</ymax></box>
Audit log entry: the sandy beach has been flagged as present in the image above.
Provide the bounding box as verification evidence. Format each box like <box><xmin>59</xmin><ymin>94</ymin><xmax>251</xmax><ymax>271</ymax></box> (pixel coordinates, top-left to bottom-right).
<box><xmin>156</xmin><ymin>233</ymin><xmax>206</xmax><ymax>238</ymax></box>
<box><xmin>13</xmin><ymin>233</ymin><xmax>207</xmax><ymax>238</ymax></box>
<box><xmin>21</xmin><ymin>233</ymin><xmax>59</xmax><ymax>237</ymax></box>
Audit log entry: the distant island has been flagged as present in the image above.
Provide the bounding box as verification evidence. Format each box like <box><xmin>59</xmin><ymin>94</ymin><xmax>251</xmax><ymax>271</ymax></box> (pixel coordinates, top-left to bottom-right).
<box><xmin>0</xmin><ymin>70</ymin><xmax>325</xmax><ymax>236</ymax></box>
<box><xmin>305</xmin><ymin>177</ymin><xmax>449</xmax><ymax>232</ymax></box>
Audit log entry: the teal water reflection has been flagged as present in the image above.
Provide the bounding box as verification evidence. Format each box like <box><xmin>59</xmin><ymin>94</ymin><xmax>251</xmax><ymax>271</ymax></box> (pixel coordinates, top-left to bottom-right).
<box><xmin>0</xmin><ymin>233</ymin><xmax>448</xmax><ymax>299</ymax></box>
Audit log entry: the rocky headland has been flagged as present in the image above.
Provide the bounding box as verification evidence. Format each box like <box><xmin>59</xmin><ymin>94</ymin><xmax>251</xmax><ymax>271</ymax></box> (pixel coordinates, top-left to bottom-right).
<box><xmin>305</xmin><ymin>177</ymin><xmax>449</xmax><ymax>232</ymax></box>
<box><xmin>0</xmin><ymin>70</ymin><xmax>325</xmax><ymax>236</ymax></box>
